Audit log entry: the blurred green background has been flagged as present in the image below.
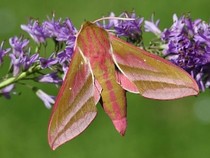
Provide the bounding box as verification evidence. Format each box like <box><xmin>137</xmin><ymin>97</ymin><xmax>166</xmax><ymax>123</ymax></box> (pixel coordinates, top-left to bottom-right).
<box><xmin>1</xmin><ymin>0</ymin><xmax>210</xmax><ymax>157</ymax></box>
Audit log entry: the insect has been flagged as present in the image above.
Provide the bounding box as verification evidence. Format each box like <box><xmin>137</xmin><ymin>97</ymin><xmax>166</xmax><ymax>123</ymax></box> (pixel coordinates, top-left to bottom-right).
<box><xmin>48</xmin><ymin>21</ymin><xmax>199</xmax><ymax>150</ymax></box>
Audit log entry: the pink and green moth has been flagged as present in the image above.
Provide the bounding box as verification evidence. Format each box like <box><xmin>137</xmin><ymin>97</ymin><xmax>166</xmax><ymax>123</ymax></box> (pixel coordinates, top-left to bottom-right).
<box><xmin>48</xmin><ymin>20</ymin><xmax>199</xmax><ymax>150</ymax></box>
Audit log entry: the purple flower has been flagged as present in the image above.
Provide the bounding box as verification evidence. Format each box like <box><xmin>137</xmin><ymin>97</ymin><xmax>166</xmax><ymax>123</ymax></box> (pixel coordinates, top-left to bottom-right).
<box><xmin>114</xmin><ymin>12</ymin><xmax>144</xmax><ymax>44</ymax></box>
<box><xmin>6</xmin><ymin>15</ymin><xmax>78</xmax><ymax>104</ymax></box>
<box><xmin>0</xmin><ymin>84</ymin><xmax>15</xmax><ymax>99</ymax></box>
<box><xmin>43</xmin><ymin>16</ymin><xmax>77</xmax><ymax>42</ymax></box>
<box><xmin>9</xmin><ymin>36</ymin><xmax>31</xmax><ymax>75</ymax></box>
<box><xmin>97</xmin><ymin>12</ymin><xmax>144</xmax><ymax>44</ymax></box>
<box><xmin>39</xmin><ymin>56</ymin><xmax>58</xmax><ymax>69</ymax></box>
<box><xmin>144</xmin><ymin>15</ymin><xmax>161</xmax><ymax>37</ymax></box>
<box><xmin>35</xmin><ymin>89</ymin><xmax>55</xmax><ymax>109</ymax></box>
<box><xmin>161</xmin><ymin>14</ymin><xmax>210</xmax><ymax>90</ymax></box>
<box><xmin>8</xmin><ymin>36</ymin><xmax>40</xmax><ymax>76</ymax></box>
<box><xmin>21</xmin><ymin>15</ymin><xmax>77</xmax><ymax>47</ymax></box>
<box><xmin>0</xmin><ymin>42</ymin><xmax>11</xmax><ymax>65</ymax></box>
<box><xmin>57</xmin><ymin>47</ymin><xmax>73</xmax><ymax>65</ymax></box>
<box><xmin>96</xmin><ymin>12</ymin><xmax>118</xmax><ymax>29</ymax></box>
<box><xmin>23</xmin><ymin>53</ymin><xmax>39</xmax><ymax>70</ymax></box>
<box><xmin>21</xmin><ymin>20</ymin><xmax>49</xmax><ymax>44</ymax></box>
<box><xmin>9</xmin><ymin>36</ymin><xmax>29</xmax><ymax>56</ymax></box>
<box><xmin>20</xmin><ymin>15</ymin><xmax>76</xmax><ymax>70</ymax></box>
<box><xmin>37</xmin><ymin>72</ymin><xmax>62</xmax><ymax>84</ymax></box>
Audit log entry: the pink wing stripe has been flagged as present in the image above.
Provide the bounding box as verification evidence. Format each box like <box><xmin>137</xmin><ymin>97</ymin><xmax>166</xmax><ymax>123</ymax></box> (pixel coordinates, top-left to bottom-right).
<box><xmin>115</xmin><ymin>71</ymin><xmax>139</xmax><ymax>93</ymax></box>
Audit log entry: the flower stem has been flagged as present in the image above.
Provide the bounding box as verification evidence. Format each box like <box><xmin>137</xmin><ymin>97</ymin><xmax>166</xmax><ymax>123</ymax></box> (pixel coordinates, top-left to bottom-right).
<box><xmin>0</xmin><ymin>64</ymin><xmax>41</xmax><ymax>89</ymax></box>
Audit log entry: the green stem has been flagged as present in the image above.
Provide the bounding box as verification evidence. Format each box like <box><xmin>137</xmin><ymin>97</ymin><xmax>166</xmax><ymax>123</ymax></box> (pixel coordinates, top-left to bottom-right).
<box><xmin>0</xmin><ymin>64</ymin><xmax>42</xmax><ymax>89</ymax></box>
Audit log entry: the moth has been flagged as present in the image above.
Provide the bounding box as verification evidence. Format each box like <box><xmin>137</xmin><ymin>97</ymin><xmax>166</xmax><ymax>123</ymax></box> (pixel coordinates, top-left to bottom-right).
<box><xmin>48</xmin><ymin>21</ymin><xmax>199</xmax><ymax>150</ymax></box>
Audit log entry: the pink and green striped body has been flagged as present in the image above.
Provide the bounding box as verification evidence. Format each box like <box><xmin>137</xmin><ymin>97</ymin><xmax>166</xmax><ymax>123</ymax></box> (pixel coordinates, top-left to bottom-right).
<box><xmin>77</xmin><ymin>22</ymin><xmax>127</xmax><ymax>134</ymax></box>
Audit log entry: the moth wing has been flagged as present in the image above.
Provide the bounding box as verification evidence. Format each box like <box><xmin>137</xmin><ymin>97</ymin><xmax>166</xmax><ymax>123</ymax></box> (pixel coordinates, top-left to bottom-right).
<box><xmin>48</xmin><ymin>47</ymin><xmax>97</xmax><ymax>150</ymax></box>
<box><xmin>110</xmin><ymin>35</ymin><xmax>199</xmax><ymax>99</ymax></box>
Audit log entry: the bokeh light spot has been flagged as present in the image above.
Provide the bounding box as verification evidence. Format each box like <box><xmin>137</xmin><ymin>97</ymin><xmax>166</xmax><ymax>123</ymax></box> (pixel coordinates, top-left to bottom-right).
<box><xmin>194</xmin><ymin>97</ymin><xmax>210</xmax><ymax>124</ymax></box>
<box><xmin>0</xmin><ymin>9</ymin><xmax>16</xmax><ymax>35</ymax></box>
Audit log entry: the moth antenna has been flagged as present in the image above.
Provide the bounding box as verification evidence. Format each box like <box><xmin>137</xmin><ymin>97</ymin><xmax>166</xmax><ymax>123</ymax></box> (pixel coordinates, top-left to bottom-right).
<box><xmin>93</xmin><ymin>17</ymin><xmax>135</xmax><ymax>23</ymax></box>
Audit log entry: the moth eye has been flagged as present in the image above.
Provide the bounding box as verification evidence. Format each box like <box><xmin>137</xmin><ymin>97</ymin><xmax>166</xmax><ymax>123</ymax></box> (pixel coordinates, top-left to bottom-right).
<box><xmin>143</xmin><ymin>59</ymin><xmax>146</xmax><ymax>62</ymax></box>
<box><xmin>69</xmin><ymin>87</ymin><xmax>72</xmax><ymax>90</ymax></box>
<box><xmin>81</xmin><ymin>61</ymin><xmax>84</xmax><ymax>65</ymax></box>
